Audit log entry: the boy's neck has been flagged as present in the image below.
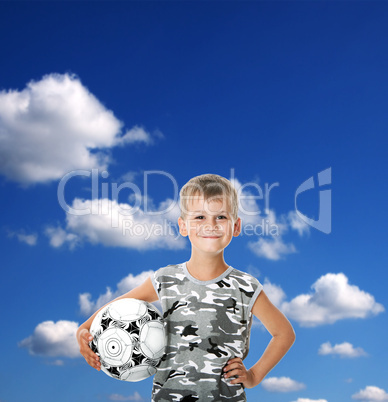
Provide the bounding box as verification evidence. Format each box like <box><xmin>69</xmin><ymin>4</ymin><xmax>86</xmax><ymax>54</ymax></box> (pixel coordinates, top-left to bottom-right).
<box><xmin>186</xmin><ymin>254</ymin><xmax>229</xmax><ymax>281</ymax></box>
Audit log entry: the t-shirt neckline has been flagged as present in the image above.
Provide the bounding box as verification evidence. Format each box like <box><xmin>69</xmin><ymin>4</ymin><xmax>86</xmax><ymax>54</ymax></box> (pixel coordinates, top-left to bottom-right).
<box><xmin>182</xmin><ymin>261</ymin><xmax>234</xmax><ymax>285</ymax></box>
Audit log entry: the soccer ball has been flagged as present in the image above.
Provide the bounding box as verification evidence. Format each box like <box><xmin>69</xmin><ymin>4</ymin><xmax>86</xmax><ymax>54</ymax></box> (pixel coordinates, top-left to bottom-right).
<box><xmin>89</xmin><ymin>298</ymin><xmax>166</xmax><ymax>382</ymax></box>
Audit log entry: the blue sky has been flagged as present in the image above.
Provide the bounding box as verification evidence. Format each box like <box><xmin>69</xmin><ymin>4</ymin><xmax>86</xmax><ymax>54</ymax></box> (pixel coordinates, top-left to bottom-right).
<box><xmin>0</xmin><ymin>2</ymin><xmax>387</xmax><ymax>402</ymax></box>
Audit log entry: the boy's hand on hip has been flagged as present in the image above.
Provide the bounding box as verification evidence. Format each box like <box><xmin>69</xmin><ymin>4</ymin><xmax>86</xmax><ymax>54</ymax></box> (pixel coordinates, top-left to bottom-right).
<box><xmin>78</xmin><ymin>329</ymin><xmax>101</xmax><ymax>371</ymax></box>
<box><xmin>223</xmin><ymin>357</ymin><xmax>256</xmax><ymax>389</ymax></box>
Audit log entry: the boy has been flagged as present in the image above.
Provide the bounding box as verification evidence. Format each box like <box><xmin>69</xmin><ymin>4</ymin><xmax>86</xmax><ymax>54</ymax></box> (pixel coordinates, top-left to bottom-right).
<box><xmin>77</xmin><ymin>174</ymin><xmax>295</xmax><ymax>401</ymax></box>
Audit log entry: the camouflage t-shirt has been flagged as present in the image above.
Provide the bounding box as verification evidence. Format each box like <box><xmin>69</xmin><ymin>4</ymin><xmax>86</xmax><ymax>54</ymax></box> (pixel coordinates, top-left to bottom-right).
<box><xmin>151</xmin><ymin>262</ymin><xmax>263</xmax><ymax>402</ymax></box>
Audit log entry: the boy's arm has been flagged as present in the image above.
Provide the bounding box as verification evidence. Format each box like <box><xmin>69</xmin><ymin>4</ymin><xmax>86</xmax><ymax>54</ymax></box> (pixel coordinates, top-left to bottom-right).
<box><xmin>77</xmin><ymin>276</ymin><xmax>158</xmax><ymax>371</ymax></box>
<box><xmin>223</xmin><ymin>290</ymin><xmax>295</xmax><ymax>388</ymax></box>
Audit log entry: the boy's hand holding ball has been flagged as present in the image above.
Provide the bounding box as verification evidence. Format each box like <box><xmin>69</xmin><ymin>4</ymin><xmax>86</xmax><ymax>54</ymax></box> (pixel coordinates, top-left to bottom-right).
<box><xmin>78</xmin><ymin>328</ymin><xmax>100</xmax><ymax>371</ymax></box>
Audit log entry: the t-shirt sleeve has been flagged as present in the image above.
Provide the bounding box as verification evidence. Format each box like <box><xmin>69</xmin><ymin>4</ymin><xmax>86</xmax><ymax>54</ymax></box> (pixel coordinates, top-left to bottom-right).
<box><xmin>247</xmin><ymin>277</ymin><xmax>263</xmax><ymax>314</ymax></box>
<box><xmin>150</xmin><ymin>269</ymin><xmax>161</xmax><ymax>301</ymax></box>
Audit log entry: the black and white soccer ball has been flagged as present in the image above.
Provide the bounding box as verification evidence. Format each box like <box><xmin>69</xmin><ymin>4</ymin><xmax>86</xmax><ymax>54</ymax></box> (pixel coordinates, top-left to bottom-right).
<box><xmin>89</xmin><ymin>298</ymin><xmax>166</xmax><ymax>382</ymax></box>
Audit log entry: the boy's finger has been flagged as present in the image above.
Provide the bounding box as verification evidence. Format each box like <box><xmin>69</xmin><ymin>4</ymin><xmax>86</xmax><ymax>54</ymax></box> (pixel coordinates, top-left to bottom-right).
<box><xmin>224</xmin><ymin>362</ymin><xmax>242</xmax><ymax>372</ymax></box>
<box><xmin>92</xmin><ymin>358</ymin><xmax>101</xmax><ymax>370</ymax></box>
<box><xmin>225</xmin><ymin>367</ymin><xmax>242</xmax><ymax>377</ymax></box>
<box><xmin>230</xmin><ymin>377</ymin><xmax>244</xmax><ymax>385</ymax></box>
<box><xmin>86</xmin><ymin>349</ymin><xmax>99</xmax><ymax>360</ymax></box>
<box><xmin>82</xmin><ymin>331</ymin><xmax>93</xmax><ymax>341</ymax></box>
<box><xmin>226</xmin><ymin>357</ymin><xmax>242</xmax><ymax>365</ymax></box>
<box><xmin>87</xmin><ymin>358</ymin><xmax>100</xmax><ymax>370</ymax></box>
<box><xmin>85</xmin><ymin>352</ymin><xmax>100</xmax><ymax>366</ymax></box>
<box><xmin>82</xmin><ymin>336</ymin><xmax>94</xmax><ymax>346</ymax></box>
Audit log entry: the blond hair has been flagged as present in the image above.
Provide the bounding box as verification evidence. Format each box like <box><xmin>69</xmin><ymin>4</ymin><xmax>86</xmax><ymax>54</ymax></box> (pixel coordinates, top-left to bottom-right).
<box><xmin>179</xmin><ymin>173</ymin><xmax>239</xmax><ymax>221</ymax></box>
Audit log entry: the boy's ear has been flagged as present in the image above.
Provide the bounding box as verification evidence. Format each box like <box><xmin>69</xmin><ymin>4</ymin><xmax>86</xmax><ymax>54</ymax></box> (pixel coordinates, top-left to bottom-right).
<box><xmin>233</xmin><ymin>217</ymin><xmax>242</xmax><ymax>237</ymax></box>
<box><xmin>178</xmin><ymin>216</ymin><xmax>188</xmax><ymax>237</ymax></box>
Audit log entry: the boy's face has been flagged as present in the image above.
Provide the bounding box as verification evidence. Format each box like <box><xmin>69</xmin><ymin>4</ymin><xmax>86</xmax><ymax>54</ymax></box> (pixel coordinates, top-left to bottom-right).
<box><xmin>178</xmin><ymin>195</ymin><xmax>241</xmax><ymax>256</ymax></box>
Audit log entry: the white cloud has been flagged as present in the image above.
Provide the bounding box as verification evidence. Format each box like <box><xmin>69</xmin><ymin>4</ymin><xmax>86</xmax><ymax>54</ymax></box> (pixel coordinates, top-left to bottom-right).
<box><xmin>254</xmin><ymin>274</ymin><xmax>383</xmax><ymax>329</ymax></box>
<box><xmin>261</xmin><ymin>376</ymin><xmax>306</xmax><ymax>392</ymax></box>
<box><xmin>231</xmin><ymin>177</ymin><xmax>287</xmax><ymax>233</ymax></box>
<box><xmin>231</xmin><ymin>178</ymin><xmax>297</xmax><ymax>260</ymax></box>
<box><xmin>0</xmin><ymin>73</ymin><xmax>155</xmax><ymax>185</ymax></box>
<box><xmin>318</xmin><ymin>341</ymin><xmax>367</xmax><ymax>358</ymax></box>
<box><xmin>45</xmin><ymin>359</ymin><xmax>65</xmax><ymax>366</ymax></box>
<box><xmin>231</xmin><ymin>176</ymin><xmax>329</xmax><ymax>261</ymax></box>
<box><xmin>117</xmin><ymin>126</ymin><xmax>162</xmax><ymax>146</ymax></box>
<box><xmin>79</xmin><ymin>270</ymin><xmax>156</xmax><ymax>316</ymax></box>
<box><xmin>109</xmin><ymin>392</ymin><xmax>144</xmax><ymax>401</ymax></box>
<box><xmin>248</xmin><ymin>236</ymin><xmax>297</xmax><ymax>261</ymax></box>
<box><xmin>352</xmin><ymin>386</ymin><xmax>388</xmax><ymax>401</ymax></box>
<box><xmin>287</xmin><ymin>210</ymin><xmax>311</xmax><ymax>236</ymax></box>
<box><xmin>290</xmin><ymin>399</ymin><xmax>327</xmax><ymax>402</ymax></box>
<box><xmin>119</xmin><ymin>171</ymin><xmax>139</xmax><ymax>183</ymax></box>
<box><xmin>8</xmin><ymin>229</ymin><xmax>38</xmax><ymax>246</ymax></box>
<box><xmin>19</xmin><ymin>320</ymin><xmax>79</xmax><ymax>358</ymax></box>
<box><xmin>48</xmin><ymin>173</ymin><xmax>300</xmax><ymax>256</ymax></box>
<box><xmin>46</xmin><ymin>197</ymin><xmax>186</xmax><ymax>250</ymax></box>
<box><xmin>263</xmin><ymin>278</ymin><xmax>287</xmax><ymax>307</ymax></box>
<box><xmin>230</xmin><ymin>177</ymin><xmax>264</xmax><ymax>225</ymax></box>
<box><xmin>281</xmin><ymin>273</ymin><xmax>384</xmax><ymax>327</ymax></box>
<box><xmin>263</xmin><ymin>208</ymin><xmax>289</xmax><ymax>236</ymax></box>
<box><xmin>45</xmin><ymin>226</ymin><xmax>78</xmax><ymax>249</ymax></box>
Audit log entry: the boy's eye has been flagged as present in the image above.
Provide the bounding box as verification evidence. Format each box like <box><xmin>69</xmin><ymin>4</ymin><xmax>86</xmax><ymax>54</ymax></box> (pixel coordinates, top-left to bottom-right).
<box><xmin>194</xmin><ymin>215</ymin><xmax>227</xmax><ymax>220</ymax></box>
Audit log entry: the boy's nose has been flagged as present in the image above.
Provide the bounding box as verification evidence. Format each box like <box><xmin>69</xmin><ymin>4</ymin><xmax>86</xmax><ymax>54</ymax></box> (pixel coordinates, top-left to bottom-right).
<box><xmin>201</xmin><ymin>222</ymin><xmax>223</xmax><ymax>234</ymax></box>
